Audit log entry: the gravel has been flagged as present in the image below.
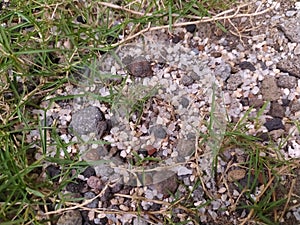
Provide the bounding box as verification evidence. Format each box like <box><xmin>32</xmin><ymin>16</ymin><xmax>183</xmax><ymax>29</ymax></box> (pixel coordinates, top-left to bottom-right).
<box><xmin>29</xmin><ymin>1</ymin><xmax>300</xmax><ymax>224</ymax></box>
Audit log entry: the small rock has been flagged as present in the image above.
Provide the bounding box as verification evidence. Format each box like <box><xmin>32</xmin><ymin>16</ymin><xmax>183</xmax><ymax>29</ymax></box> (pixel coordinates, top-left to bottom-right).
<box><xmin>277</xmin><ymin>75</ymin><xmax>297</xmax><ymax>88</ymax></box>
<box><xmin>278</xmin><ymin>19</ymin><xmax>300</xmax><ymax>43</ymax></box>
<box><xmin>127</xmin><ymin>57</ymin><xmax>153</xmax><ymax>77</ymax></box>
<box><xmin>239</xmin><ymin>61</ymin><xmax>256</xmax><ymax>71</ymax></box>
<box><xmin>286</xmin><ymin>10</ymin><xmax>297</xmax><ymax>17</ymax></box>
<box><xmin>223</xmin><ymin>92</ymin><xmax>232</xmax><ymax>105</ymax></box>
<box><xmin>215</xmin><ymin>63</ymin><xmax>231</xmax><ymax>81</ymax></box>
<box><xmin>277</xmin><ymin>55</ymin><xmax>300</xmax><ymax>78</ymax></box>
<box><xmin>256</xmin><ymin>132</ymin><xmax>270</xmax><ymax>142</ymax></box>
<box><xmin>251</xmin><ymin>86</ymin><xmax>260</xmax><ymax>95</ymax></box>
<box><xmin>226</xmin><ymin>74</ymin><xmax>243</xmax><ymax>90</ymax></box>
<box><xmin>179</xmin><ymin>96</ymin><xmax>190</xmax><ymax>108</ymax></box>
<box><xmin>76</xmin><ymin>15</ymin><xmax>86</xmax><ymax>24</ymax></box>
<box><xmin>208</xmin><ymin>210</ymin><xmax>218</xmax><ymax>221</ymax></box>
<box><xmin>57</xmin><ymin>210</ymin><xmax>82</xmax><ymax>225</ymax></box>
<box><xmin>150</xmin><ymin>125</ymin><xmax>167</xmax><ymax>139</ymax></box>
<box><xmin>81</xmin><ymin>166</ymin><xmax>96</xmax><ymax>178</ymax></box>
<box><xmin>211</xmin><ymin>200</ymin><xmax>221</xmax><ymax>210</ymax></box>
<box><xmin>248</xmin><ymin>97</ymin><xmax>265</xmax><ymax>108</ymax></box>
<box><xmin>190</xmin><ymin>71</ymin><xmax>201</xmax><ymax>81</ymax></box>
<box><xmin>69</xmin><ymin>106</ymin><xmax>107</xmax><ymax>137</ymax></box>
<box><xmin>282</xmin><ymin>98</ymin><xmax>290</xmax><ymax>106</ymax></box>
<box><xmin>66</xmin><ymin>178</ymin><xmax>87</xmax><ymax>193</ymax></box>
<box><xmin>259</xmin><ymin>61</ymin><xmax>268</xmax><ymax>70</ymax></box>
<box><xmin>269</xmin><ymin>129</ymin><xmax>285</xmax><ymax>140</ymax></box>
<box><xmin>151</xmin><ymin>170</ymin><xmax>178</xmax><ymax>197</ymax></box>
<box><xmin>84</xmin><ymin>191</ymin><xmax>99</xmax><ymax>208</ymax></box>
<box><xmin>181</xmin><ymin>75</ymin><xmax>194</xmax><ymax>86</ymax></box>
<box><xmin>185</xmin><ymin>24</ymin><xmax>196</xmax><ymax>33</ymax></box>
<box><xmin>269</xmin><ymin>102</ymin><xmax>285</xmax><ymax>118</ymax></box>
<box><xmin>264</xmin><ymin>118</ymin><xmax>284</xmax><ymax>131</ymax></box>
<box><xmin>192</xmin><ymin>186</ymin><xmax>204</xmax><ymax>201</ymax></box>
<box><xmin>211</xmin><ymin>52</ymin><xmax>222</xmax><ymax>58</ymax></box>
<box><xmin>100</xmin><ymin>188</ymin><xmax>113</xmax><ymax>203</ymax></box>
<box><xmin>177</xmin><ymin>138</ymin><xmax>195</xmax><ymax>161</ymax></box>
<box><xmin>260</xmin><ymin>76</ymin><xmax>281</xmax><ymax>101</ymax></box>
<box><xmin>240</xmin><ymin>97</ymin><xmax>249</xmax><ymax>106</ymax></box>
<box><xmin>46</xmin><ymin>165</ymin><xmax>61</xmax><ymax>182</ymax></box>
<box><xmin>82</xmin><ymin>149</ymin><xmax>101</xmax><ymax>161</ymax></box>
<box><xmin>288</xmin><ymin>140</ymin><xmax>300</xmax><ymax>158</ymax></box>
<box><xmin>218</xmin><ymin>187</ymin><xmax>227</xmax><ymax>194</ymax></box>
<box><xmin>144</xmin><ymin>145</ymin><xmax>157</xmax><ymax>156</ymax></box>
<box><xmin>87</xmin><ymin>176</ymin><xmax>102</xmax><ymax>189</ymax></box>
<box><xmin>228</xmin><ymin>169</ymin><xmax>246</xmax><ymax>182</ymax></box>
<box><xmin>290</xmin><ymin>100</ymin><xmax>300</xmax><ymax>113</ymax></box>
<box><xmin>83</xmin><ymin>145</ymin><xmax>109</xmax><ymax>161</ymax></box>
<box><xmin>176</xmin><ymin>166</ymin><xmax>193</xmax><ymax>176</ymax></box>
<box><xmin>294</xmin><ymin>44</ymin><xmax>300</xmax><ymax>55</ymax></box>
<box><xmin>172</xmin><ymin>35</ymin><xmax>181</xmax><ymax>44</ymax></box>
<box><xmin>110</xmin><ymin>182</ymin><xmax>124</xmax><ymax>193</ymax></box>
<box><xmin>94</xmin><ymin>164</ymin><xmax>114</xmax><ymax>178</ymax></box>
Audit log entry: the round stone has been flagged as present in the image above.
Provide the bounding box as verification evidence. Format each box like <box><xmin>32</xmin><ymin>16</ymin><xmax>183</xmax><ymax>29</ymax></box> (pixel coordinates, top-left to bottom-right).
<box><xmin>57</xmin><ymin>210</ymin><xmax>82</xmax><ymax>225</ymax></box>
<box><xmin>126</xmin><ymin>57</ymin><xmax>153</xmax><ymax>77</ymax></box>
<box><xmin>69</xmin><ymin>106</ymin><xmax>107</xmax><ymax>137</ymax></box>
<box><xmin>150</xmin><ymin>125</ymin><xmax>167</xmax><ymax>139</ymax></box>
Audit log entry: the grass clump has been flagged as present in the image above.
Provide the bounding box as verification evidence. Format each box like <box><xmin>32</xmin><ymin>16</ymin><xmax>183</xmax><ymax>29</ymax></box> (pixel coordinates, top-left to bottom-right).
<box><xmin>214</xmin><ymin>107</ymin><xmax>298</xmax><ymax>225</ymax></box>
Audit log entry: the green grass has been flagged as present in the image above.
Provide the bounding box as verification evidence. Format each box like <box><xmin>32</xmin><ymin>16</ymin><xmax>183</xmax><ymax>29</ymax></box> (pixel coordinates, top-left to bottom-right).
<box><xmin>1</xmin><ymin>0</ymin><xmax>298</xmax><ymax>225</ymax></box>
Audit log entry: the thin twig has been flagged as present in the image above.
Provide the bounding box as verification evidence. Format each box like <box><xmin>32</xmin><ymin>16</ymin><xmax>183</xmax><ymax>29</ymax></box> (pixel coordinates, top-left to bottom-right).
<box><xmin>99</xmin><ymin>1</ymin><xmax>275</xmax><ymax>48</ymax></box>
<box><xmin>279</xmin><ymin>178</ymin><xmax>296</xmax><ymax>222</ymax></box>
<box><xmin>44</xmin><ymin>182</ymin><xmax>110</xmax><ymax>215</ymax></box>
<box><xmin>99</xmin><ymin>1</ymin><xmax>253</xmax><ymax>20</ymax></box>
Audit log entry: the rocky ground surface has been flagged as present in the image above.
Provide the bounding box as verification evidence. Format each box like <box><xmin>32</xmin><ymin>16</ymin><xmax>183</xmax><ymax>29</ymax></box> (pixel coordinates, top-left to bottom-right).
<box><xmin>27</xmin><ymin>1</ymin><xmax>300</xmax><ymax>224</ymax></box>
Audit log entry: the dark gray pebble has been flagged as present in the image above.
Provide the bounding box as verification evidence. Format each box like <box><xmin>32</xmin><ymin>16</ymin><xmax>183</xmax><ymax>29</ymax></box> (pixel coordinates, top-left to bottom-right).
<box><xmin>84</xmin><ymin>191</ymin><xmax>99</xmax><ymax>208</ymax></box>
<box><xmin>179</xmin><ymin>97</ymin><xmax>190</xmax><ymax>108</ymax></box>
<box><xmin>181</xmin><ymin>75</ymin><xmax>194</xmax><ymax>86</ymax></box>
<box><xmin>46</xmin><ymin>165</ymin><xmax>61</xmax><ymax>182</ymax></box>
<box><xmin>149</xmin><ymin>203</ymin><xmax>162</xmax><ymax>211</ymax></box>
<box><xmin>256</xmin><ymin>132</ymin><xmax>270</xmax><ymax>142</ymax></box>
<box><xmin>264</xmin><ymin>118</ymin><xmax>284</xmax><ymax>131</ymax></box>
<box><xmin>172</xmin><ymin>35</ymin><xmax>181</xmax><ymax>44</ymax></box>
<box><xmin>150</xmin><ymin>125</ymin><xmax>167</xmax><ymax>139</ymax></box>
<box><xmin>259</xmin><ymin>60</ymin><xmax>268</xmax><ymax>70</ymax></box>
<box><xmin>66</xmin><ymin>178</ymin><xmax>87</xmax><ymax>193</ymax></box>
<box><xmin>76</xmin><ymin>15</ymin><xmax>86</xmax><ymax>24</ymax></box>
<box><xmin>186</xmin><ymin>24</ymin><xmax>196</xmax><ymax>33</ymax></box>
<box><xmin>192</xmin><ymin>186</ymin><xmax>204</xmax><ymax>202</ymax></box>
<box><xmin>110</xmin><ymin>182</ymin><xmax>124</xmax><ymax>193</ymax></box>
<box><xmin>100</xmin><ymin>188</ymin><xmax>113</xmax><ymax>202</ymax></box>
<box><xmin>282</xmin><ymin>99</ymin><xmax>290</xmax><ymax>107</ymax></box>
<box><xmin>81</xmin><ymin>166</ymin><xmax>96</xmax><ymax>178</ymax></box>
<box><xmin>240</xmin><ymin>98</ymin><xmax>249</xmax><ymax>106</ymax></box>
<box><xmin>189</xmin><ymin>71</ymin><xmax>201</xmax><ymax>81</ymax></box>
<box><xmin>239</xmin><ymin>61</ymin><xmax>256</xmax><ymax>71</ymax></box>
